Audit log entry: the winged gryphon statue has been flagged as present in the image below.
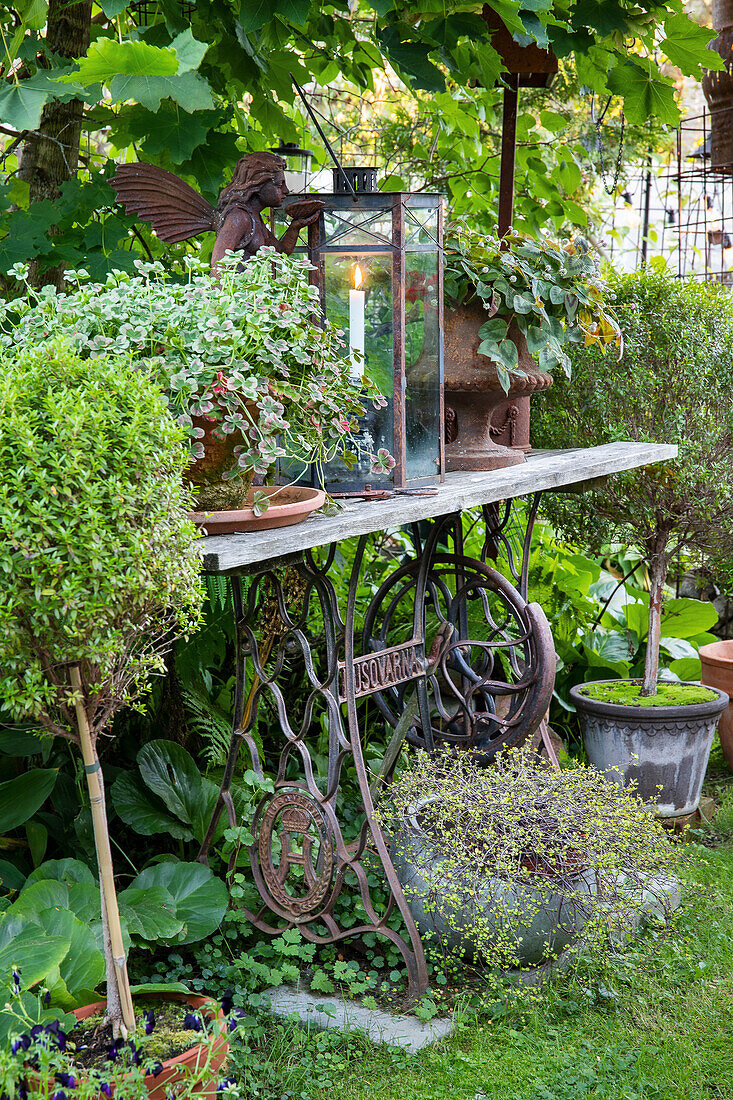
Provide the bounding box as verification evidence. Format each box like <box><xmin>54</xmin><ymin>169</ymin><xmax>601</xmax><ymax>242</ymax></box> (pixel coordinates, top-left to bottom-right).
<box><xmin>111</xmin><ymin>152</ymin><xmax>324</xmax><ymax>272</ymax></box>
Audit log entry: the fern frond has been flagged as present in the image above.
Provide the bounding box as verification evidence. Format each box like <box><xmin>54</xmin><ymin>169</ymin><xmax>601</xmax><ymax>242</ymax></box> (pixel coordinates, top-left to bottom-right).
<box><xmin>182</xmin><ymin>686</ymin><xmax>233</xmax><ymax>768</ymax></box>
<box><xmin>205</xmin><ymin>574</ymin><xmax>232</xmax><ymax>612</ymax></box>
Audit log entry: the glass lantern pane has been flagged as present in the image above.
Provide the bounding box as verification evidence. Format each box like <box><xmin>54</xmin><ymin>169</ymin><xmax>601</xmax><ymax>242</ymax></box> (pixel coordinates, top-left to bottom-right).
<box><xmin>405</xmin><ymin>250</ymin><xmax>441</xmax><ymax>481</ymax></box>
<box><xmin>322</xmin><ymin>207</ymin><xmax>394</xmax><ymax>250</ymax></box>
<box><xmin>320</xmin><ymin>252</ymin><xmax>395</xmax><ymax>489</ymax></box>
<box><xmin>404</xmin><ymin>205</ymin><xmax>440</xmax><ymax>249</ymax></box>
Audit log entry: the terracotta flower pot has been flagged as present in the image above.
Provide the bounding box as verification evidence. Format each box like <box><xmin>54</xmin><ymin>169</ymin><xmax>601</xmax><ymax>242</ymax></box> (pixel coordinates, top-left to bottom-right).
<box><xmin>186</xmin><ymin>414</ymin><xmax>254</xmax><ymax>512</ymax></box>
<box><xmin>444</xmin><ymin>302</ymin><xmax>553</xmax><ymax>472</ymax></box>
<box><xmin>72</xmin><ymin>992</ymin><xmax>228</xmax><ymax>1100</ymax></box>
<box><xmin>700</xmin><ymin>640</ymin><xmax>733</xmax><ymax>770</ymax></box>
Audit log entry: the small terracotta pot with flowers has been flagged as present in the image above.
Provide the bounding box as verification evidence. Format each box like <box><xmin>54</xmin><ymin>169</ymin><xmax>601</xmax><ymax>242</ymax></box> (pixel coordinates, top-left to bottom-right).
<box><xmin>6</xmin><ymin>984</ymin><xmax>241</xmax><ymax>1100</ymax></box>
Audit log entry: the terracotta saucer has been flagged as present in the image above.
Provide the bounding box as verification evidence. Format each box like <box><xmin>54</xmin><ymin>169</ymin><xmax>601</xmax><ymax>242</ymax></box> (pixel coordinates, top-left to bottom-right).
<box><xmin>191</xmin><ymin>485</ymin><xmax>325</xmax><ymax>535</ymax></box>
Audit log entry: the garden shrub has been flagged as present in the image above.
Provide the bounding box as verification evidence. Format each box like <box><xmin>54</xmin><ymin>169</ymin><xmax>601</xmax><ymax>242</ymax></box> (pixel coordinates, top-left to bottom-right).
<box><xmin>532</xmin><ymin>263</ymin><xmax>733</xmax><ymax>690</ymax></box>
<box><xmin>0</xmin><ymin>339</ymin><xmax>203</xmax><ymax>738</ymax></box>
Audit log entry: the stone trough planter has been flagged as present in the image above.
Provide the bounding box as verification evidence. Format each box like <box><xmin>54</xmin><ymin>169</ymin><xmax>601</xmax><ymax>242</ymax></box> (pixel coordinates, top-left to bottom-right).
<box><xmin>391</xmin><ymin>801</ymin><xmax>596</xmax><ymax>966</ymax></box>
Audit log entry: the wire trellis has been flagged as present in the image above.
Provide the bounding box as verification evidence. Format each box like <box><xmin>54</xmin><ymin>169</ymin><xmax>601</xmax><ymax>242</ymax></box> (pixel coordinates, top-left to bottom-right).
<box><xmin>607</xmin><ymin>108</ymin><xmax>733</xmax><ymax>282</ymax></box>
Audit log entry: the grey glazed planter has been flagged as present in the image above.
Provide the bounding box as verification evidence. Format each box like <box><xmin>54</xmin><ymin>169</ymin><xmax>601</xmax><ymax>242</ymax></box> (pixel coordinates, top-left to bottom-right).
<box><xmin>391</xmin><ymin>804</ymin><xmax>596</xmax><ymax>966</ymax></box>
<box><xmin>571</xmin><ymin>680</ymin><xmax>729</xmax><ymax>818</ymax></box>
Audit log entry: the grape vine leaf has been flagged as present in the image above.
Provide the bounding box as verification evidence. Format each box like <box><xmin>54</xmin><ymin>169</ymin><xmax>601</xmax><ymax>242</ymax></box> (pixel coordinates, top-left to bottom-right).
<box><xmin>607</xmin><ymin>59</ymin><xmax>679</xmax><ymax>126</ymax></box>
<box><xmin>661</xmin><ymin>13</ymin><xmax>723</xmax><ymax>79</ymax></box>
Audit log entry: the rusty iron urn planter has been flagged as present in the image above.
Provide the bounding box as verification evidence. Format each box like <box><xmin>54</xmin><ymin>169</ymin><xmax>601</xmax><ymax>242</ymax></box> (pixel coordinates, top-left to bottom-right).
<box><xmin>444</xmin><ymin>302</ymin><xmax>553</xmax><ymax>472</ymax></box>
<box><xmin>700</xmin><ymin>639</ymin><xmax>733</xmax><ymax>770</ymax></box>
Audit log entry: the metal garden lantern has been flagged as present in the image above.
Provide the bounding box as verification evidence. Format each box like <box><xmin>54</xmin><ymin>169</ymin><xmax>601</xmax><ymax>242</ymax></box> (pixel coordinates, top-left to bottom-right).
<box><xmin>285</xmin><ymin>167</ymin><xmax>445</xmax><ymax>492</ymax></box>
<box><xmin>269</xmin><ymin>138</ymin><xmax>315</xmax><ymax>193</ymax></box>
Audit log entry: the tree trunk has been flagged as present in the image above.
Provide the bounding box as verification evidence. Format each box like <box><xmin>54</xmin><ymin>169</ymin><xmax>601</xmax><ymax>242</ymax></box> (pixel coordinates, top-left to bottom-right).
<box><xmin>18</xmin><ymin>0</ymin><xmax>93</xmax><ymax>288</ymax></box>
<box><xmin>641</xmin><ymin>554</ymin><xmax>668</xmax><ymax>696</ymax></box>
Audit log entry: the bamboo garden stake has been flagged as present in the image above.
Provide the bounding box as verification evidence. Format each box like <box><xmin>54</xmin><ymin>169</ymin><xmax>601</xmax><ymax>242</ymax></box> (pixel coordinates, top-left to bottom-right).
<box><xmin>70</xmin><ymin>665</ymin><xmax>136</xmax><ymax>1035</ymax></box>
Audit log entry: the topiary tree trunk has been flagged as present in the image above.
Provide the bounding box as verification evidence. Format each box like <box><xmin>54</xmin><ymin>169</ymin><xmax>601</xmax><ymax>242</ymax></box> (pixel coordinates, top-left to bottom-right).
<box><xmin>642</xmin><ymin>548</ymin><xmax>670</xmax><ymax>696</ymax></box>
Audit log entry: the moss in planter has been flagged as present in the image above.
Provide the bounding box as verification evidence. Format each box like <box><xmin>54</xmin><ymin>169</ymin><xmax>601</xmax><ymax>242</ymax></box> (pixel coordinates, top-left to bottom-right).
<box><xmin>580</xmin><ymin>681</ymin><xmax>717</xmax><ymax>707</ymax></box>
<box><xmin>72</xmin><ymin>1000</ymin><xmax>206</xmax><ymax>1069</ymax></box>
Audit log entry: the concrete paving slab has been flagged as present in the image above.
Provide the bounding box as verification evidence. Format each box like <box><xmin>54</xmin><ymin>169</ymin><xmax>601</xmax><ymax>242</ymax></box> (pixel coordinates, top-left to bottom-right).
<box><xmin>261</xmin><ymin>986</ymin><xmax>455</xmax><ymax>1052</ymax></box>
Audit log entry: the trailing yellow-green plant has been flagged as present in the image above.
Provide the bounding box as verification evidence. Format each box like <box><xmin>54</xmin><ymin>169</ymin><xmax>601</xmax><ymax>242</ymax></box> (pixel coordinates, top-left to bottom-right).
<box><xmin>380</xmin><ymin>749</ymin><xmax>681</xmax><ymax>971</ymax></box>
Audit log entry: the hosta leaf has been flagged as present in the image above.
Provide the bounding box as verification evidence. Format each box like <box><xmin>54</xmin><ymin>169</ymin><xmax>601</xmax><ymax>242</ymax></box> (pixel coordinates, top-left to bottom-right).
<box><xmin>130</xmin><ymin>862</ymin><xmax>228</xmax><ymax>944</ymax></box>
<box><xmin>659</xmin><ymin>637</ymin><xmax>698</xmax><ymax>661</ymax></box>
<box><xmin>669</xmin><ymin>657</ymin><xmax>702</xmax><ymax>681</ymax></box>
<box><xmin>111</xmin><ymin>772</ymin><xmax>194</xmax><ymax>841</ymax></box>
<box><xmin>660</xmin><ymin>598</ymin><xmax>719</xmax><ymax>639</ymax></box>
<box><xmin>0</xmin><ymin>769</ymin><xmax>58</xmax><ymax>833</ymax></box>
<box><xmin>137</xmin><ymin>740</ymin><xmax>202</xmax><ymax>826</ymax></box>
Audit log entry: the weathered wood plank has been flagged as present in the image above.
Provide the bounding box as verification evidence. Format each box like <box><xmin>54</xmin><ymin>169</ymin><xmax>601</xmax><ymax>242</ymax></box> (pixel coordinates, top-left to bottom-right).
<box><xmin>200</xmin><ymin>442</ymin><xmax>677</xmax><ymax>574</ymax></box>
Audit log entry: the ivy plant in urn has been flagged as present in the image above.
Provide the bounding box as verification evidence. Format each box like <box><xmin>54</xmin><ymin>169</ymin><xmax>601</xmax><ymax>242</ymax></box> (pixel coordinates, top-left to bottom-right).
<box><xmin>443</xmin><ymin>225</ymin><xmax>621</xmax><ymax>472</ymax></box>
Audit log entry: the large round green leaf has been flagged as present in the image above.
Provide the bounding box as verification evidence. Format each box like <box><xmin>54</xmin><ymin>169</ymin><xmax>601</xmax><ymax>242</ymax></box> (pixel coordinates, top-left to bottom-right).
<box><xmin>130</xmin><ymin>861</ymin><xmax>228</xmax><ymax>944</ymax></box>
<box><xmin>10</xmin><ymin>879</ymin><xmax>68</xmax><ymax>915</ymax></box>
<box><xmin>117</xmin><ymin>885</ymin><xmax>184</xmax><ymax>941</ymax></box>
<box><xmin>36</xmin><ymin>907</ymin><xmax>104</xmax><ymax>1004</ymax></box>
<box><xmin>24</xmin><ymin>857</ymin><xmax>96</xmax><ymax>888</ymax></box>
<box><xmin>0</xmin><ymin>926</ymin><xmax>69</xmax><ymax>990</ymax></box>
<box><xmin>13</xmin><ymin>877</ymin><xmax>100</xmax><ymax>925</ymax></box>
<box><xmin>111</xmin><ymin>771</ymin><xmax>194</xmax><ymax>840</ymax></box>
<box><xmin>0</xmin><ymin>769</ymin><xmax>58</xmax><ymax>833</ymax></box>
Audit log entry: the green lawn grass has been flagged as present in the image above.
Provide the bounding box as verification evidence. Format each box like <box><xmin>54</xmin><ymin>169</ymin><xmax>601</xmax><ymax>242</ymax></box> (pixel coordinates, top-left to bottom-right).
<box><xmin>318</xmin><ymin>838</ymin><xmax>733</xmax><ymax>1100</ymax></box>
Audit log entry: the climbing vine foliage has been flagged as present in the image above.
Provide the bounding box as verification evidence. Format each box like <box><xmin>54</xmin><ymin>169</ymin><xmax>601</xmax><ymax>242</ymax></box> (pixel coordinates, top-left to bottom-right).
<box><xmin>0</xmin><ymin>0</ymin><xmax>722</xmax><ymax>281</ymax></box>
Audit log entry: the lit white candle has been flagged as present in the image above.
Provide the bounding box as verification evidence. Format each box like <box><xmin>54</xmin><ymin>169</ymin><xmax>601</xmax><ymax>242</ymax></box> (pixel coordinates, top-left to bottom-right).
<box><xmin>349</xmin><ymin>263</ymin><xmax>365</xmax><ymax>379</ymax></box>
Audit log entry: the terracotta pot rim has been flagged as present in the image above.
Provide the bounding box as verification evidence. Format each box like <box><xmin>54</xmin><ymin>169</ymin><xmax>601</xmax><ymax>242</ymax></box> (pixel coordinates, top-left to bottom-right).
<box><xmin>570</xmin><ymin>679</ymin><xmax>729</xmax><ymax>721</ymax></box>
<box><xmin>197</xmin><ymin>484</ymin><xmax>324</xmax><ymax>516</ymax></box>
<box><xmin>699</xmin><ymin>640</ymin><xmax>733</xmax><ymax>665</ymax></box>
<box><xmin>190</xmin><ymin>485</ymin><xmax>326</xmax><ymax>534</ymax></box>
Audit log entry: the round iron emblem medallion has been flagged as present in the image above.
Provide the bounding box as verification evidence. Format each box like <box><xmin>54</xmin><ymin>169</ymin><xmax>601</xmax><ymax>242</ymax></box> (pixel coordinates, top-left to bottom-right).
<box><xmin>257</xmin><ymin>790</ymin><xmax>335</xmax><ymax>918</ymax></box>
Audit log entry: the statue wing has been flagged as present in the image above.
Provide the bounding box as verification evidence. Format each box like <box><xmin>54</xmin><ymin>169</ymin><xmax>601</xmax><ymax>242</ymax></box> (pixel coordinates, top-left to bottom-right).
<box><xmin>110</xmin><ymin>163</ymin><xmax>220</xmax><ymax>244</ymax></box>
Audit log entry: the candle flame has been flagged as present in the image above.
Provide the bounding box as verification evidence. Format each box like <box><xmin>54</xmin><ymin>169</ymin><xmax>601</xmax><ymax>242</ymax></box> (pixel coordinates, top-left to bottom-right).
<box><xmin>354</xmin><ymin>264</ymin><xmax>363</xmax><ymax>290</ymax></box>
